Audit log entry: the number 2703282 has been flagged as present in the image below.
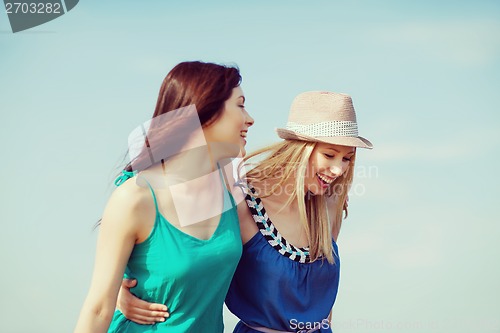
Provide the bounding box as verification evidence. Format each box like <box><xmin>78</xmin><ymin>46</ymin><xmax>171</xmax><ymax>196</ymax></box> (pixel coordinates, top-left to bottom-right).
<box><xmin>5</xmin><ymin>2</ymin><xmax>61</xmax><ymax>14</ymax></box>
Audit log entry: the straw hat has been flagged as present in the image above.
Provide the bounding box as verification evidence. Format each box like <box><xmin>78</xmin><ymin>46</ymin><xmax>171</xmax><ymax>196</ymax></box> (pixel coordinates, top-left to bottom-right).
<box><xmin>276</xmin><ymin>91</ymin><xmax>373</xmax><ymax>149</ymax></box>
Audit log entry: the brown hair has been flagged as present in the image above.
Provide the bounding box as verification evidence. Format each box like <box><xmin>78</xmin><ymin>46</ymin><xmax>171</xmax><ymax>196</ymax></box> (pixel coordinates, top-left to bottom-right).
<box><xmin>123</xmin><ymin>61</ymin><xmax>242</xmax><ymax>173</ymax></box>
<box><xmin>95</xmin><ymin>61</ymin><xmax>241</xmax><ymax>228</ymax></box>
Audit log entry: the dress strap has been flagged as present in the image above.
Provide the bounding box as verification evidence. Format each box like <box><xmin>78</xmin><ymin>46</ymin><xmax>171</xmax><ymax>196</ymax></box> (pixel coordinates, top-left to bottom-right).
<box><xmin>114</xmin><ymin>165</ymin><xmax>229</xmax><ymax>217</ymax></box>
<box><xmin>114</xmin><ymin>169</ymin><xmax>136</xmax><ymax>187</ymax></box>
<box><xmin>138</xmin><ymin>177</ymin><xmax>160</xmax><ymax>217</ymax></box>
<box><xmin>113</xmin><ymin>170</ymin><xmax>160</xmax><ymax>216</ymax></box>
<box><xmin>243</xmin><ymin>183</ymin><xmax>312</xmax><ymax>263</ymax></box>
<box><xmin>216</xmin><ymin>162</ymin><xmax>237</xmax><ymax>210</ymax></box>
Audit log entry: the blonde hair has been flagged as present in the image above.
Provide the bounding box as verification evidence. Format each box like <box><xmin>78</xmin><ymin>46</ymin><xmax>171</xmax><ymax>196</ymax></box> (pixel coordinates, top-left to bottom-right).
<box><xmin>240</xmin><ymin>140</ymin><xmax>356</xmax><ymax>264</ymax></box>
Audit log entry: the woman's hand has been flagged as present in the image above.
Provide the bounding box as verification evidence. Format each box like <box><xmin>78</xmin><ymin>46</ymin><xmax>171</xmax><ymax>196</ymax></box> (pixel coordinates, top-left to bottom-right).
<box><xmin>117</xmin><ymin>279</ymin><xmax>170</xmax><ymax>325</ymax></box>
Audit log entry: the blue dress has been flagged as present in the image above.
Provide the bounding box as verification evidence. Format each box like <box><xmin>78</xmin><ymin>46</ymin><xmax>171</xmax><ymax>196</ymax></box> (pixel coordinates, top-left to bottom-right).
<box><xmin>226</xmin><ymin>184</ymin><xmax>340</xmax><ymax>333</ymax></box>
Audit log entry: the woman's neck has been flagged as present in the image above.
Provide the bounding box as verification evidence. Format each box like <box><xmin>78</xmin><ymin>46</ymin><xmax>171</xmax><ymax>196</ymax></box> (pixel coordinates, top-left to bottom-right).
<box><xmin>253</xmin><ymin>176</ymin><xmax>300</xmax><ymax>212</ymax></box>
<box><xmin>140</xmin><ymin>144</ymin><xmax>228</xmax><ymax>190</ymax></box>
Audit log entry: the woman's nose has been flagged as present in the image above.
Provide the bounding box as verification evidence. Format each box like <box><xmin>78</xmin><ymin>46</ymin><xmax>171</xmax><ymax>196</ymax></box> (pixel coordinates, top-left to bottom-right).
<box><xmin>245</xmin><ymin>111</ymin><xmax>254</xmax><ymax>127</ymax></box>
<box><xmin>329</xmin><ymin>164</ymin><xmax>343</xmax><ymax>177</ymax></box>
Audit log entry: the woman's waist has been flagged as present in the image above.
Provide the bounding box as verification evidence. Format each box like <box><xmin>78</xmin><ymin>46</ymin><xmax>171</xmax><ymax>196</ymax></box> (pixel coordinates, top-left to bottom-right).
<box><xmin>130</xmin><ymin>281</ymin><xmax>230</xmax><ymax>308</ymax></box>
<box><xmin>234</xmin><ymin>317</ymin><xmax>333</xmax><ymax>333</ymax></box>
<box><xmin>227</xmin><ymin>295</ymin><xmax>333</xmax><ymax>332</ymax></box>
<box><xmin>109</xmin><ymin>308</ymin><xmax>224</xmax><ymax>332</ymax></box>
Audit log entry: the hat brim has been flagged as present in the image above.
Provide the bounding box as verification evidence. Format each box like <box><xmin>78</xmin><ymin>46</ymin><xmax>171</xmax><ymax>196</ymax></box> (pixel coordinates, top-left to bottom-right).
<box><xmin>276</xmin><ymin>128</ymin><xmax>373</xmax><ymax>149</ymax></box>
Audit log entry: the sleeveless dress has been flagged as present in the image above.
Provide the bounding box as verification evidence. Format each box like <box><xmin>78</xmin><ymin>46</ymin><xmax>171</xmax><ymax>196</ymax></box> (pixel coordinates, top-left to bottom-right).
<box><xmin>225</xmin><ymin>184</ymin><xmax>340</xmax><ymax>333</ymax></box>
<box><xmin>108</xmin><ymin>170</ymin><xmax>242</xmax><ymax>333</ymax></box>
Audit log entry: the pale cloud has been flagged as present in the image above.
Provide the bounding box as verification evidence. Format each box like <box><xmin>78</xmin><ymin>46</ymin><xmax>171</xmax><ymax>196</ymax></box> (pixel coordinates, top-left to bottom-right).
<box><xmin>342</xmin><ymin>210</ymin><xmax>450</xmax><ymax>270</ymax></box>
<box><xmin>348</xmin><ymin>176</ymin><xmax>410</xmax><ymax>202</ymax></box>
<box><xmin>369</xmin><ymin>141</ymin><xmax>468</xmax><ymax>161</ymax></box>
<box><xmin>368</xmin><ymin>19</ymin><xmax>500</xmax><ymax>67</ymax></box>
<box><xmin>385</xmin><ymin>223</ymin><xmax>445</xmax><ymax>269</ymax></box>
<box><xmin>340</xmin><ymin>227</ymin><xmax>385</xmax><ymax>254</ymax></box>
<box><xmin>366</xmin><ymin>127</ymin><xmax>499</xmax><ymax>162</ymax></box>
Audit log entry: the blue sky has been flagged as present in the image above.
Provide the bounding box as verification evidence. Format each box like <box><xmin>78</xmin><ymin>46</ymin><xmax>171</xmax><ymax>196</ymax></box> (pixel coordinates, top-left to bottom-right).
<box><xmin>1</xmin><ymin>1</ymin><xmax>499</xmax><ymax>332</ymax></box>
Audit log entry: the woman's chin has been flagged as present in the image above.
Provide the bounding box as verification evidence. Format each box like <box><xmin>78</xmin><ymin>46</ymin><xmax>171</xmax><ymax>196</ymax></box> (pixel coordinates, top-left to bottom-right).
<box><xmin>209</xmin><ymin>141</ymin><xmax>244</xmax><ymax>159</ymax></box>
<box><xmin>306</xmin><ymin>185</ymin><xmax>324</xmax><ymax>196</ymax></box>
<box><xmin>239</xmin><ymin>147</ymin><xmax>246</xmax><ymax>158</ymax></box>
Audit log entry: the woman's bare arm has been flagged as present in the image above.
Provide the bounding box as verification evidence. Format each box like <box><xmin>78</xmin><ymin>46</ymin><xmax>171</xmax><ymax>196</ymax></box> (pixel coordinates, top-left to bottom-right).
<box><xmin>74</xmin><ymin>184</ymin><xmax>147</xmax><ymax>333</ymax></box>
<box><xmin>116</xmin><ymin>279</ymin><xmax>169</xmax><ymax>324</ymax></box>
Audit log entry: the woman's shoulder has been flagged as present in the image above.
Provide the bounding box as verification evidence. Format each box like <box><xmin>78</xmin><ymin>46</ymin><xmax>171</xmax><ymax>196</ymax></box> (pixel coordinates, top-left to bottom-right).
<box><xmin>113</xmin><ymin>177</ymin><xmax>153</xmax><ymax>206</ymax></box>
<box><xmin>103</xmin><ymin>176</ymin><xmax>156</xmax><ymax>229</ymax></box>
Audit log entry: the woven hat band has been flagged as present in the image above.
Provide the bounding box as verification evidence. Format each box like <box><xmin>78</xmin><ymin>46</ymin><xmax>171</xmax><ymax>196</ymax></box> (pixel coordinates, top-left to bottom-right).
<box><xmin>285</xmin><ymin>120</ymin><xmax>359</xmax><ymax>137</ymax></box>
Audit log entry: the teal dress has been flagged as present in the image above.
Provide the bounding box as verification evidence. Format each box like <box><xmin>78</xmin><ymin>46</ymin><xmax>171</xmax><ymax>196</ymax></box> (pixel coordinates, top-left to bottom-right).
<box><xmin>108</xmin><ymin>170</ymin><xmax>242</xmax><ymax>333</ymax></box>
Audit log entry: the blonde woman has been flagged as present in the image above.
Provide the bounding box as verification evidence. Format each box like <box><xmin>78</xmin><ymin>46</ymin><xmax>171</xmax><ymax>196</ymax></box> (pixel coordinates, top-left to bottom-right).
<box><xmin>118</xmin><ymin>91</ymin><xmax>373</xmax><ymax>333</ymax></box>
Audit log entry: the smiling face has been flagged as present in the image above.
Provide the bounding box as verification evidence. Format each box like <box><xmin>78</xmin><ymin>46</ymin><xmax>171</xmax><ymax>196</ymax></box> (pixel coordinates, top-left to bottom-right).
<box><xmin>203</xmin><ymin>86</ymin><xmax>254</xmax><ymax>157</ymax></box>
<box><xmin>304</xmin><ymin>142</ymin><xmax>355</xmax><ymax>195</ymax></box>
